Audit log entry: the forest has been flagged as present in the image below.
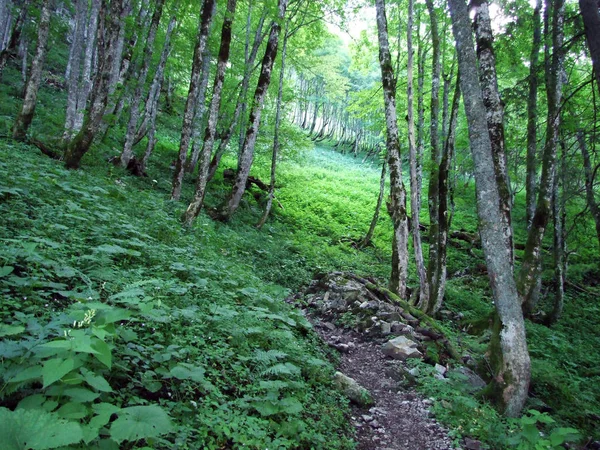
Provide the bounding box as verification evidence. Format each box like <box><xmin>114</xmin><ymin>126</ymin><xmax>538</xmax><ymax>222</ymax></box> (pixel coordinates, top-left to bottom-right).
<box><xmin>0</xmin><ymin>0</ymin><xmax>599</xmax><ymax>448</ymax></box>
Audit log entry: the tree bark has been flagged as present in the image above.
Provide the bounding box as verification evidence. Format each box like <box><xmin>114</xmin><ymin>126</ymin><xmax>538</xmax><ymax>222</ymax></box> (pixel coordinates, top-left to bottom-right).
<box><xmin>375</xmin><ymin>0</ymin><xmax>409</xmax><ymax>299</ymax></box>
<box><xmin>518</xmin><ymin>0</ymin><xmax>565</xmax><ymax>315</ymax></box>
<box><xmin>0</xmin><ymin>0</ymin><xmax>30</xmax><ymax>82</ymax></box>
<box><xmin>407</xmin><ymin>0</ymin><xmax>429</xmax><ymax>307</ymax></box>
<box><xmin>257</xmin><ymin>21</ymin><xmax>289</xmax><ymax>229</ymax></box>
<box><xmin>578</xmin><ymin>130</ymin><xmax>600</xmax><ymax>248</ymax></box>
<box><xmin>171</xmin><ymin>0</ymin><xmax>216</xmax><ymax>201</ymax></box>
<box><xmin>140</xmin><ymin>14</ymin><xmax>177</xmax><ymax>171</ymax></box>
<box><xmin>63</xmin><ymin>0</ymin><xmax>129</xmax><ymax>169</ymax></box>
<box><xmin>548</xmin><ymin>143</ymin><xmax>565</xmax><ymax>325</ymax></box>
<box><xmin>473</xmin><ymin>0</ymin><xmax>513</xmax><ymax>260</ymax></box>
<box><xmin>579</xmin><ymin>0</ymin><xmax>600</xmax><ymax>95</ymax></box>
<box><xmin>119</xmin><ymin>0</ymin><xmax>164</xmax><ymax>167</ymax></box>
<box><xmin>526</xmin><ymin>0</ymin><xmax>542</xmax><ymax>229</ymax></box>
<box><xmin>182</xmin><ymin>0</ymin><xmax>237</xmax><ymax>226</ymax></box>
<box><xmin>359</xmin><ymin>159</ymin><xmax>387</xmax><ymax>249</ymax></box>
<box><xmin>12</xmin><ymin>0</ymin><xmax>50</xmax><ymax>141</ymax></box>
<box><xmin>448</xmin><ymin>0</ymin><xmax>530</xmax><ymax>417</ymax></box>
<box><xmin>219</xmin><ymin>0</ymin><xmax>288</xmax><ymax>221</ymax></box>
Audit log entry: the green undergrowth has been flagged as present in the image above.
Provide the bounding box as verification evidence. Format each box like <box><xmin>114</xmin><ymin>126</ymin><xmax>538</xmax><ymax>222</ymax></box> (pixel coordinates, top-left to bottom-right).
<box><xmin>0</xmin><ymin>142</ymin><xmax>354</xmax><ymax>449</ymax></box>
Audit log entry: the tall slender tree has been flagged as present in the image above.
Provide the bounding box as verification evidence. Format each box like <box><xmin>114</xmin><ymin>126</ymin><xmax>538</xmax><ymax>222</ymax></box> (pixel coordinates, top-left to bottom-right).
<box><xmin>448</xmin><ymin>0</ymin><xmax>530</xmax><ymax>416</ymax></box>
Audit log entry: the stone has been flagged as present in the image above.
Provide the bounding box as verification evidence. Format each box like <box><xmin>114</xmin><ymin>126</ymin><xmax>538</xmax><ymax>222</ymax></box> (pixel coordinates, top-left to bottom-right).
<box><xmin>361</xmin><ymin>415</ymin><xmax>373</xmax><ymax>422</ymax></box>
<box><xmin>449</xmin><ymin>366</ymin><xmax>487</xmax><ymax>392</ymax></box>
<box><xmin>380</xmin><ymin>321</ymin><xmax>391</xmax><ymax>334</ymax></box>
<box><xmin>378</xmin><ymin>311</ymin><xmax>402</xmax><ymax>322</ymax></box>
<box><xmin>322</xmin><ymin>321</ymin><xmax>336</xmax><ymax>331</ymax></box>
<box><xmin>391</xmin><ymin>322</ymin><xmax>413</xmax><ymax>335</ymax></box>
<box><xmin>434</xmin><ymin>364</ymin><xmax>447</xmax><ymax>376</ymax></box>
<box><xmin>382</xmin><ymin>336</ymin><xmax>422</xmax><ymax>360</ymax></box>
<box><xmin>464</xmin><ymin>437</ymin><xmax>482</xmax><ymax>450</ymax></box>
<box><xmin>408</xmin><ymin>367</ymin><xmax>420</xmax><ymax>377</ymax></box>
<box><xmin>334</xmin><ymin>343</ymin><xmax>351</xmax><ymax>353</ymax></box>
<box><xmin>333</xmin><ymin>372</ymin><xmax>374</xmax><ymax>407</ymax></box>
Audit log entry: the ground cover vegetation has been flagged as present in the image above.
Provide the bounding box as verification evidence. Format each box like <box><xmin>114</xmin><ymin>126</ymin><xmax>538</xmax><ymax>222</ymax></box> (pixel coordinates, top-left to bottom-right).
<box><xmin>0</xmin><ymin>0</ymin><xmax>599</xmax><ymax>448</ymax></box>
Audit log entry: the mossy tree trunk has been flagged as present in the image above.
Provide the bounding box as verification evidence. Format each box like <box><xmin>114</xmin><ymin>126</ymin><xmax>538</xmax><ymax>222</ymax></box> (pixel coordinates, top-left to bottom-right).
<box><xmin>375</xmin><ymin>0</ymin><xmax>409</xmax><ymax>299</ymax></box>
<box><xmin>448</xmin><ymin>0</ymin><xmax>530</xmax><ymax>417</ymax></box>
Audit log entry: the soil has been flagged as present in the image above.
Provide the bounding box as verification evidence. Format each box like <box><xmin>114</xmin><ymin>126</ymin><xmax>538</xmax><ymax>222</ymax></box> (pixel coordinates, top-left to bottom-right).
<box><xmin>312</xmin><ymin>318</ymin><xmax>457</xmax><ymax>450</ymax></box>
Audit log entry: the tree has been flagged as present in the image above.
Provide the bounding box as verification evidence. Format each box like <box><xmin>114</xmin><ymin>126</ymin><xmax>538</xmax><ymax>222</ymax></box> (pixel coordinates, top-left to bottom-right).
<box><xmin>218</xmin><ymin>0</ymin><xmax>289</xmax><ymax>221</ymax></box>
<box><xmin>182</xmin><ymin>0</ymin><xmax>237</xmax><ymax>226</ymax></box>
<box><xmin>12</xmin><ymin>0</ymin><xmax>51</xmax><ymax>141</ymax></box>
<box><xmin>448</xmin><ymin>0</ymin><xmax>530</xmax><ymax>416</ymax></box>
<box><xmin>171</xmin><ymin>0</ymin><xmax>216</xmax><ymax>201</ymax></box>
<box><xmin>63</xmin><ymin>0</ymin><xmax>130</xmax><ymax>169</ymax></box>
<box><xmin>375</xmin><ymin>0</ymin><xmax>409</xmax><ymax>299</ymax></box>
<box><xmin>579</xmin><ymin>0</ymin><xmax>600</xmax><ymax>95</ymax></box>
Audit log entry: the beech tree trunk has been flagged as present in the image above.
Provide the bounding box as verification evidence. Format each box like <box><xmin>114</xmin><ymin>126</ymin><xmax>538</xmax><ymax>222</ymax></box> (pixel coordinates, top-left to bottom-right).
<box><xmin>359</xmin><ymin>160</ymin><xmax>387</xmax><ymax>249</ymax></box>
<box><xmin>139</xmin><ymin>14</ymin><xmax>176</xmax><ymax>171</ymax></box>
<box><xmin>375</xmin><ymin>0</ymin><xmax>409</xmax><ymax>299</ymax></box>
<box><xmin>448</xmin><ymin>0</ymin><xmax>530</xmax><ymax>417</ymax></box>
<box><xmin>518</xmin><ymin>0</ymin><xmax>565</xmax><ymax>315</ymax></box>
<box><xmin>257</xmin><ymin>22</ymin><xmax>289</xmax><ymax>229</ymax></box>
<box><xmin>578</xmin><ymin>130</ymin><xmax>600</xmax><ymax>248</ymax></box>
<box><xmin>182</xmin><ymin>0</ymin><xmax>237</xmax><ymax>226</ymax></box>
<box><xmin>579</xmin><ymin>0</ymin><xmax>600</xmax><ymax>94</ymax></box>
<box><xmin>407</xmin><ymin>0</ymin><xmax>429</xmax><ymax>307</ymax></box>
<box><xmin>219</xmin><ymin>0</ymin><xmax>288</xmax><ymax>221</ymax></box>
<box><xmin>526</xmin><ymin>0</ymin><xmax>542</xmax><ymax>228</ymax></box>
<box><xmin>473</xmin><ymin>0</ymin><xmax>513</xmax><ymax>260</ymax></box>
<box><xmin>171</xmin><ymin>0</ymin><xmax>216</xmax><ymax>201</ymax></box>
<box><xmin>425</xmin><ymin>0</ymin><xmax>444</xmax><ymax>313</ymax></box>
<box><xmin>548</xmin><ymin>144</ymin><xmax>565</xmax><ymax>325</ymax></box>
<box><xmin>119</xmin><ymin>0</ymin><xmax>164</xmax><ymax>167</ymax></box>
<box><xmin>12</xmin><ymin>0</ymin><xmax>50</xmax><ymax>141</ymax></box>
<box><xmin>63</xmin><ymin>0</ymin><xmax>129</xmax><ymax>169</ymax></box>
<box><xmin>0</xmin><ymin>0</ymin><xmax>29</xmax><ymax>82</ymax></box>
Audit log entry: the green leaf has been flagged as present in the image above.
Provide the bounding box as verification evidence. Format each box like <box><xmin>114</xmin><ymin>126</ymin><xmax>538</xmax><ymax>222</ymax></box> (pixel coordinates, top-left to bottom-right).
<box><xmin>9</xmin><ymin>365</ymin><xmax>42</xmax><ymax>384</ymax></box>
<box><xmin>0</xmin><ymin>324</ymin><xmax>25</xmax><ymax>337</ymax></box>
<box><xmin>83</xmin><ymin>372</ymin><xmax>113</xmax><ymax>392</ymax></box>
<box><xmin>63</xmin><ymin>387</ymin><xmax>101</xmax><ymax>403</ymax></box>
<box><xmin>169</xmin><ymin>364</ymin><xmax>205</xmax><ymax>382</ymax></box>
<box><xmin>0</xmin><ymin>266</ymin><xmax>14</xmax><ymax>277</ymax></box>
<box><xmin>110</xmin><ymin>405</ymin><xmax>173</xmax><ymax>443</ymax></box>
<box><xmin>91</xmin><ymin>338</ymin><xmax>112</xmax><ymax>369</ymax></box>
<box><xmin>42</xmin><ymin>358</ymin><xmax>75</xmax><ymax>388</ymax></box>
<box><xmin>56</xmin><ymin>402</ymin><xmax>88</xmax><ymax>419</ymax></box>
<box><xmin>0</xmin><ymin>407</ymin><xmax>83</xmax><ymax>449</ymax></box>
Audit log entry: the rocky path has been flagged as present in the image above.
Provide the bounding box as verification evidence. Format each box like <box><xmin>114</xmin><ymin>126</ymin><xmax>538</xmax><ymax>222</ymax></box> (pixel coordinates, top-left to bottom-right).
<box><xmin>291</xmin><ymin>272</ymin><xmax>486</xmax><ymax>450</ymax></box>
<box><xmin>314</xmin><ymin>321</ymin><xmax>455</xmax><ymax>450</ymax></box>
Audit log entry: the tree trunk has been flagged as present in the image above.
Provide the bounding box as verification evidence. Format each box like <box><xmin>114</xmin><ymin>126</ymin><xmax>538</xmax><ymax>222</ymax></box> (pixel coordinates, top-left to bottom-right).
<box><xmin>526</xmin><ymin>0</ymin><xmax>542</xmax><ymax>228</ymax></box>
<box><xmin>182</xmin><ymin>0</ymin><xmax>237</xmax><ymax>226</ymax></box>
<box><xmin>72</xmin><ymin>0</ymin><xmax>101</xmax><ymax>137</ymax></box>
<box><xmin>359</xmin><ymin>160</ymin><xmax>386</xmax><ymax>249</ymax></box>
<box><xmin>62</xmin><ymin>0</ymin><xmax>87</xmax><ymax>143</ymax></box>
<box><xmin>171</xmin><ymin>0</ymin><xmax>216</xmax><ymax>201</ymax></box>
<box><xmin>257</xmin><ymin>23</ymin><xmax>289</xmax><ymax>229</ymax></box>
<box><xmin>425</xmin><ymin>0</ymin><xmax>443</xmax><ymax>313</ymax></box>
<box><xmin>547</xmin><ymin>143</ymin><xmax>565</xmax><ymax>325</ymax></box>
<box><xmin>63</xmin><ymin>0</ymin><xmax>129</xmax><ymax>169</ymax></box>
<box><xmin>375</xmin><ymin>0</ymin><xmax>409</xmax><ymax>299</ymax></box>
<box><xmin>448</xmin><ymin>0</ymin><xmax>530</xmax><ymax>417</ymax></box>
<box><xmin>578</xmin><ymin>130</ymin><xmax>600</xmax><ymax>248</ymax></box>
<box><xmin>518</xmin><ymin>0</ymin><xmax>565</xmax><ymax>315</ymax></box>
<box><xmin>12</xmin><ymin>0</ymin><xmax>50</xmax><ymax>141</ymax></box>
<box><xmin>0</xmin><ymin>0</ymin><xmax>29</xmax><ymax>82</ymax></box>
<box><xmin>579</xmin><ymin>0</ymin><xmax>600</xmax><ymax>95</ymax></box>
<box><xmin>473</xmin><ymin>0</ymin><xmax>513</xmax><ymax>260</ymax></box>
<box><xmin>407</xmin><ymin>0</ymin><xmax>429</xmax><ymax>307</ymax></box>
<box><xmin>219</xmin><ymin>0</ymin><xmax>288</xmax><ymax>221</ymax></box>
<box><xmin>140</xmin><ymin>14</ymin><xmax>176</xmax><ymax>171</ymax></box>
<box><xmin>119</xmin><ymin>0</ymin><xmax>164</xmax><ymax>167</ymax></box>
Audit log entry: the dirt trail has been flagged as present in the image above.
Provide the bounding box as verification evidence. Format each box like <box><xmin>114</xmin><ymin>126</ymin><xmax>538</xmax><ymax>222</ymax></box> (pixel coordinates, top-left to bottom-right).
<box><xmin>313</xmin><ymin>320</ymin><xmax>456</xmax><ymax>450</ymax></box>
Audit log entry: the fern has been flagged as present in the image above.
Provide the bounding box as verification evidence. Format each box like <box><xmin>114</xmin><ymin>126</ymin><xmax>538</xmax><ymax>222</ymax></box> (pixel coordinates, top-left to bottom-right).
<box><xmin>261</xmin><ymin>362</ymin><xmax>301</xmax><ymax>378</ymax></box>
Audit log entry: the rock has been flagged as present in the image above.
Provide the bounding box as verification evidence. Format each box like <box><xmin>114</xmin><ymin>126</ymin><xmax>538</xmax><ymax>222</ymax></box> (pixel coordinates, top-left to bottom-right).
<box><xmin>378</xmin><ymin>311</ymin><xmax>402</xmax><ymax>322</ymax></box>
<box><xmin>391</xmin><ymin>322</ymin><xmax>413</xmax><ymax>335</ymax></box>
<box><xmin>333</xmin><ymin>371</ymin><xmax>374</xmax><ymax>407</ymax></box>
<box><xmin>434</xmin><ymin>364</ymin><xmax>447</xmax><ymax>376</ymax></box>
<box><xmin>361</xmin><ymin>415</ymin><xmax>373</xmax><ymax>422</ymax></box>
<box><xmin>322</xmin><ymin>321</ymin><xmax>336</xmax><ymax>331</ymax></box>
<box><xmin>408</xmin><ymin>367</ymin><xmax>420</xmax><ymax>377</ymax></box>
<box><xmin>464</xmin><ymin>437</ymin><xmax>482</xmax><ymax>449</ymax></box>
<box><xmin>380</xmin><ymin>321</ymin><xmax>391</xmax><ymax>334</ymax></box>
<box><xmin>449</xmin><ymin>366</ymin><xmax>487</xmax><ymax>392</ymax></box>
<box><xmin>334</xmin><ymin>343</ymin><xmax>351</xmax><ymax>353</ymax></box>
<box><xmin>382</xmin><ymin>336</ymin><xmax>423</xmax><ymax>360</ymax></box>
